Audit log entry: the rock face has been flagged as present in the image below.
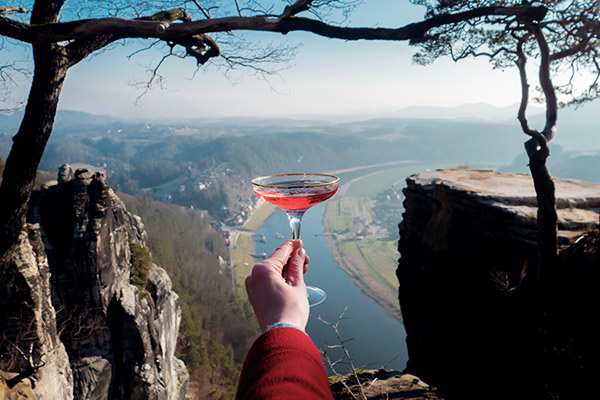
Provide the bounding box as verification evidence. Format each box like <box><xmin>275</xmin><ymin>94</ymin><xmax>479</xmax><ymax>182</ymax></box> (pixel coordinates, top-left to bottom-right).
<box><xmin>0</xmin><ymin>166</ymin><xmax>188</xmax><ymax>399</ymax></box>
<box><xmin>0</xmin><ymin>227</ymin><xmax>73</xmax><ymax>399</ymax></box>
<box><xmin>398</xmin><ymin>168</ymin><xmax>600</xmax><ymax>399</ymax></box>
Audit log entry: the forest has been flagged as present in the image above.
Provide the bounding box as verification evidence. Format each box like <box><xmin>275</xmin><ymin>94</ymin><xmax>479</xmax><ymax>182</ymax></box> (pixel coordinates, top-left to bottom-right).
<box><xmin>122</xmin><ymin>194</ymin><xmax>259</xmax><ymax>399</ymax></box>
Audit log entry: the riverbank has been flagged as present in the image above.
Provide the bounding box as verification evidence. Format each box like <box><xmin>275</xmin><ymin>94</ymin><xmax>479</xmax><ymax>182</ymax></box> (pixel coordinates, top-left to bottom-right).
<box><xmin>321</xmin><ymin>165</ymin><xmax>437</xmax><ymax>322</ymax></box>
<box><xmin>323</xmin><ymin>231</ymin><xmax>403</xmax><ymax>321</ymax></box>
<box><xmin>242</xmin><ymin>201</ymin><xmax>277</xmax><ymax>232</ymax></box>
<box><xmin>230</xmin><ymin>201</ymin><xmax>276</xmax><ymax>297</ymax></box>
<box><xmin>322</xmin><ymin>195</ymin><xmax>402</xmax><ymax>322</ymax></box>
<box><xmin>321</xmin><ymin>163</ymin><xmax>452</xmax><ymax>321</ymax></box>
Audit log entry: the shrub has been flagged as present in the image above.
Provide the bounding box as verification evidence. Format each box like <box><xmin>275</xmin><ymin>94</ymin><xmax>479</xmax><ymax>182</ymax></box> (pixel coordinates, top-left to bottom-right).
<box><xmin>129</xmin><ymin>240</ymin><xmax>152</xmax><ymax>295</ymax></box>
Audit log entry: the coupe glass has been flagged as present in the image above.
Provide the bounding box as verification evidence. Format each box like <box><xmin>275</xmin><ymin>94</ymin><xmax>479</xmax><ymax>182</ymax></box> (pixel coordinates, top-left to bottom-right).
<box><xmin>251</xmin><ymin>173</ymin><xmax>340</xmax><ymax>306</ymax></box>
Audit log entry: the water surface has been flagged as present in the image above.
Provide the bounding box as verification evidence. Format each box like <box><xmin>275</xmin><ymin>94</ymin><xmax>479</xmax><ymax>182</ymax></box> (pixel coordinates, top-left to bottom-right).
<box><xmin>255</xmin><ymin>202</ymin><xmax>407</xmax><ymax>374</ymax></box>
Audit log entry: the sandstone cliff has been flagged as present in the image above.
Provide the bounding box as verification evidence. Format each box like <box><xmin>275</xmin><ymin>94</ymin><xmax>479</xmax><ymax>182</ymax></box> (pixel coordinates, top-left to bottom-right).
<box><xmin>398</xmin><ymin>168</ymin><xmax>599</xmax><ymax>400</ymax></box>
<box><xmin>0</xmin><ymin>166</ymin><xmax>188</xmax><ymax>399</ymax></box>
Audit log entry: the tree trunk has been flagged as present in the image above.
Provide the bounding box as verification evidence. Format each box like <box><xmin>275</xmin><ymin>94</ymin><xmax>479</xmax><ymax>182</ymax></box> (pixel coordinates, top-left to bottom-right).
<box><xmin>0</xmin><ymin>44</ymin><xmax>67</xmax><ymax>255</ymax></box>
<box><xmin>526</xmin><ymin>138</ymin><xmax>558</xmax><ymax>282</ymax></box>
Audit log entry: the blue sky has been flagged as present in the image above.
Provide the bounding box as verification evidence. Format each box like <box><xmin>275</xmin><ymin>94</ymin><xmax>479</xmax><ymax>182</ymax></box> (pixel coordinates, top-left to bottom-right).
<box><xmin>16</xmin><ymin>1</ymin><xmax>522</xmax><ymax>119</ymax></box>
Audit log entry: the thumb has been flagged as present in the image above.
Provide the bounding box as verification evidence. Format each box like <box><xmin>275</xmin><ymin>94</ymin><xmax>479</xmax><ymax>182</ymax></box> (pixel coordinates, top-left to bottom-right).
<box><xmin>285</xmin><ymin>247</ymin><xmax>307</xmax><ymax>287</ymax></box>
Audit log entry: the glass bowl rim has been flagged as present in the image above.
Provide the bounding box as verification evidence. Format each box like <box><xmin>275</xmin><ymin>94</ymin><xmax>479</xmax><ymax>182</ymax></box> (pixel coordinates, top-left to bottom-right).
<box><xmin>251</xmin><ymin>173</ymin><xmax>340</xmax><ymax>189</ymax></box>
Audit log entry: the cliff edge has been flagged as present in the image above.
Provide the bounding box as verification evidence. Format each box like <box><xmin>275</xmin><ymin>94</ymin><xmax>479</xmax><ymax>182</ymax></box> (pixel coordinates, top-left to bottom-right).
<box><xmin>0</xmin><ymin>166</ymin><xmax>188</xmax><ymax>399</ymax></box>
<box><xmin>398</xmin><ymin>168</ymin><xmax>599</xmax><ymax>400</ymax></box>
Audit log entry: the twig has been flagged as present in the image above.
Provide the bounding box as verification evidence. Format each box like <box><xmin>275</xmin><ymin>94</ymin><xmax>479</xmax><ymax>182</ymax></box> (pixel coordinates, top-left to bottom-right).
<box><xmin>190</xmin><ymin>0</ymin><xmax>211</xmax><ymax>19</ymax></box>
<box><xmin>0</xmin><ymin>7</ymin><xmax>27</xmax><ymax>14</ymax></box>
<box><xmin>234</xmin><ymin>0</ymin><xmax>243</xmax><ymax>16</ymax></box>
<box><xmin>316</xmin><ymin>307</ymin><xmax>367</xmax><ymax>400</ymax></box>
<box><xmin>282</xmin><ymin>0</ymin><xmax>313</xmax><ymax>19</ymax></box>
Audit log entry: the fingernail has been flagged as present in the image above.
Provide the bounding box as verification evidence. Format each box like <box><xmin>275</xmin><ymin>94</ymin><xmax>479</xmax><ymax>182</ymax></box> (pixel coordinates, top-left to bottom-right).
<box><xmin>298</xmin><ymin>248</ymin><xmax>306</xmax><ymax>257</ymax></box>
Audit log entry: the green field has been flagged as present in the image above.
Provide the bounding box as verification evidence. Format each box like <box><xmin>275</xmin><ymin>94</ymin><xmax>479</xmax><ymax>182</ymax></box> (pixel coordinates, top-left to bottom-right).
<box><xmin>232</xmin><ymin>234</ymin><xmax>257</xmax><ymax>299</ymax></box>
<box><xmin>326</xmin><ymin>197</ymin><xmax>374</xmax><ymax>233</ymax></box>
<box><xmin>243</xmin><ymin>203</ymin><xmax>276</xmax><ymax>231</ymax></box>
<box><xmin>344</xmin><ymin>163</ymin><xmax>447</xmax><ymax>197</ymax></box>
<box><xmin>337</xmin><ymin>238</ymin><xmax>398</xmax><ymax>292</ymax></box>
<box><xmin>229</xmin><ymin>202</ymin><xmax>278</xmax><ymax>298</ymax></box>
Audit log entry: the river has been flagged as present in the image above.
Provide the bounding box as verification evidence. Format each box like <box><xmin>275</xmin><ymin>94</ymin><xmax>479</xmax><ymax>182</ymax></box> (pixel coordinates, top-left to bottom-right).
<box><xmin>254</xmin><ymin>201</ymin><xmax>408</xmax><ymax>374</ymax></box>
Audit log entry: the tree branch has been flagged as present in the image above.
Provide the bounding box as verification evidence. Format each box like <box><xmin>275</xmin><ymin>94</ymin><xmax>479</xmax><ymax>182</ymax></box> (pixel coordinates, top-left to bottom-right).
<box><xmin>282</xmin><ymin>0</ymin><xmax>314</xmax><ymax>19</ymax></box>
<box><xmin>550</xmin><ymin>33</ymin><xmax>592</xmax><ymax>61</ymax></box>
<box><xmin>64</xmin><ymin>8</ymin><xmax>214</xmax><ymax>68</ymax></box>
<box><xmin>531</xmin><ymin>24</ymin><xmax>557</xmax><ymax>142</ymax></box>
<box><xmin>515</xmin><ymin>34</ymin><xmax>544</xmax><ymax>144</ymax></box>
<box><xmin>0</xmin><ymin>7</ymin><xmax>27</xmax><ymax>14</ymax></box>
<box><xmin>0</xmin><ymin>5</ymin><xmax>548</xmax><ymax>45</ymax></box>
<box><xmin>234</xmin><ymin>0</ymin><xmax>243</xmax><ymax>17</ymax></box>
<box><xmin>190</xmin><ymin>0</ymin><xmax>211</xmax><ymax>19</ymax></box>
<box><xmin>170</xmin><ymin>33</ymin><xmax>221</xmax><ymax>65</ymax></box>
<box><xmin>31</xmin><ymin>0</ymin><xmax>66</xmax><ymax>25</ymax></box>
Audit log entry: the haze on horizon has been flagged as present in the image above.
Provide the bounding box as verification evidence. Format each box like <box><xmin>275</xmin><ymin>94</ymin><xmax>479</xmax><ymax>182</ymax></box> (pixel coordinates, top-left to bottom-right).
<box><xmin>49</xmin><ymin>1</ymin><xmax>524</xmax><ymax>119</ymax></box>
<box><xmin>1</xmin><ymin>1</ymin><xmax>589</xmax><ymax>121</ymax></box>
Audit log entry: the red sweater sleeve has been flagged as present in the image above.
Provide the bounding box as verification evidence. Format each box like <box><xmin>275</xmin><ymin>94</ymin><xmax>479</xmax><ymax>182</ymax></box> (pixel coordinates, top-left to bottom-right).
<box><xmin>236</xmin><ymin>327</ymin><xmax>334</xmax><ymax>400</ymax></box>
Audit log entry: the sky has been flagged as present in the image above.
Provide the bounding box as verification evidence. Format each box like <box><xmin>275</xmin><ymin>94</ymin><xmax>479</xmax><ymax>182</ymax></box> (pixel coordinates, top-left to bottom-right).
<box><xmin>9</xmin><ymin>1</ymin><xmax>524</xmax><ymax>119</ymax></box>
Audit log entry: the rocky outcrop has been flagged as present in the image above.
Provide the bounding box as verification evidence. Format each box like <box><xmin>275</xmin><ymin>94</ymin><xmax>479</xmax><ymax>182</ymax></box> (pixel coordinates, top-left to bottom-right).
<box><xmin>0</xmin><ymin>227</ymin><xmax>73</xmax><ymax>399</ymax></box>
<box><xmin>330</xmin><ymin>371</ymin><xmax>443</xmax><ymax>399</ymax></box>
<box><xmin>398</xmin><ymin>168</ymin><xmax>600</xmax><ymax>399</ymax></box>
<box><xmin>1</xmin><ymin>165</ymin><xmax>188</xmax><ymax>399</ymax></box>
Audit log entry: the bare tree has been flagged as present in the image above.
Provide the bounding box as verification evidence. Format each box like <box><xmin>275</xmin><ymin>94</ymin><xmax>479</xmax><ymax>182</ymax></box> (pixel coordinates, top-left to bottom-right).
<box><xmin>0</xmin><ymin>0</ymin><xmax>592</xmax><ymax>270</ymax></box>
<box><xmin>409</xmin><ymin>0</ymin><xmax>600</xmax><ymax>279</ymax></box>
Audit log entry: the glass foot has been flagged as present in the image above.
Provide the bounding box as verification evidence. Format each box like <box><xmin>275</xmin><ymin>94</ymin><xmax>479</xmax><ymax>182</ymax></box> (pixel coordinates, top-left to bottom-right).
<box><xmin>307</xmin><ymin>285</ymin><xmax>326</xmax><ymax>307</ymax></box>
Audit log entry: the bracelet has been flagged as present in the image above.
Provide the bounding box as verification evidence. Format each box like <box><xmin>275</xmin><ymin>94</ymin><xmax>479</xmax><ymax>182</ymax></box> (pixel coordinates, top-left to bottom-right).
<box><xmin>266</xmin><ymin>322</ymin><xmax>306</xmax><ymax>333</ymax></box>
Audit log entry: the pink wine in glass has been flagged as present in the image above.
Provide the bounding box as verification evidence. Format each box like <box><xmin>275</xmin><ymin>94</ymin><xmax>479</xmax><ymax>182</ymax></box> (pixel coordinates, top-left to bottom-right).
<box><xmin>251</xmin><ymin>173</ymin><xmax>340</xmax><ymax>306</ymax></box>
<box><xmin>253</xmin><ymin>183</ymin><xmax>338</xmax><ymax>211</ymax></box>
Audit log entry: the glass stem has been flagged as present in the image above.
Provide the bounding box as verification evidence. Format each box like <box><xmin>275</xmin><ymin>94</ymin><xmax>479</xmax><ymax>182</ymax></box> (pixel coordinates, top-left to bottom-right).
<box><xmin>286</xmin><ymin>211</ymin><xmax>305</xmax><ymax>240</ymax></box>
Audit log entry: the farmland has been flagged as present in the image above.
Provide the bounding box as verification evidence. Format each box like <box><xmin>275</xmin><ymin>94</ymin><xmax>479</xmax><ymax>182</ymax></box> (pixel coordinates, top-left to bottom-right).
<box><xmin>323</xmin><ymin>163</ymin><xmax>446</xmax><ymax>320</ymax></box>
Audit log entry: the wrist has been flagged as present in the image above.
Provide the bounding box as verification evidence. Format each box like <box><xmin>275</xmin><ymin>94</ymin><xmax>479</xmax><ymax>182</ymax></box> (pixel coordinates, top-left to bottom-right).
<box><xmin>261</xmin><ymin>304</ymin><xmax>309</xmax><ymax>333</ymax></box>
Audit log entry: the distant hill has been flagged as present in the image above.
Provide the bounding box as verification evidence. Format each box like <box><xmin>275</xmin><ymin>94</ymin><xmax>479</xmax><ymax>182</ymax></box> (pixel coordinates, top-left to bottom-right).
<box><xmin>528</xmin><ymin>101</ymin><xmax>600</xmax><ymax>151</ymax></box>
<box><xmin>2</xmin><ymin>101</ymin><xmax>597</xmax><ymax>142</ymax></box>
<box><xmin>3</xmin><ymin>102</ymin><xmax>599</xmax><ymax>221</ymax></box>
<box><xmin>500</xmin><ymin>144</ymin><xmax>600</xmax><ymax>184</ymax></box>
<box><xmin>1</xmin><ymin>108</ymin><xmax>532</xmax><ymax>220</ymax></box>
<box><xmin>0</xmin><ymin>110</ymin><xmax>124</xmax><ymax>135</ymax></box>
<box><xmin>343</xmin><ymin>103</ymin><xmax>543</xmax><ymax>123</ymax></box>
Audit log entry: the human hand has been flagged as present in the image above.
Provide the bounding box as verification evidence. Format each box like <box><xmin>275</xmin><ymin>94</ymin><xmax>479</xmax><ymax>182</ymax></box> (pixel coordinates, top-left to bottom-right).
<box><xmin>245</xmin><ymin>240</ymin><xmax>310</xmax><ymax>333</ymax></box>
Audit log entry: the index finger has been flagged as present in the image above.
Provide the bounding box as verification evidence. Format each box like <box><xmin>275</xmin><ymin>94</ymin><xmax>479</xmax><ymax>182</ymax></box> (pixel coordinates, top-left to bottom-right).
<box><xmin>261</xmin><ymin>240</ymin><xmax>295</xmax><ymax>273</ymax></box>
